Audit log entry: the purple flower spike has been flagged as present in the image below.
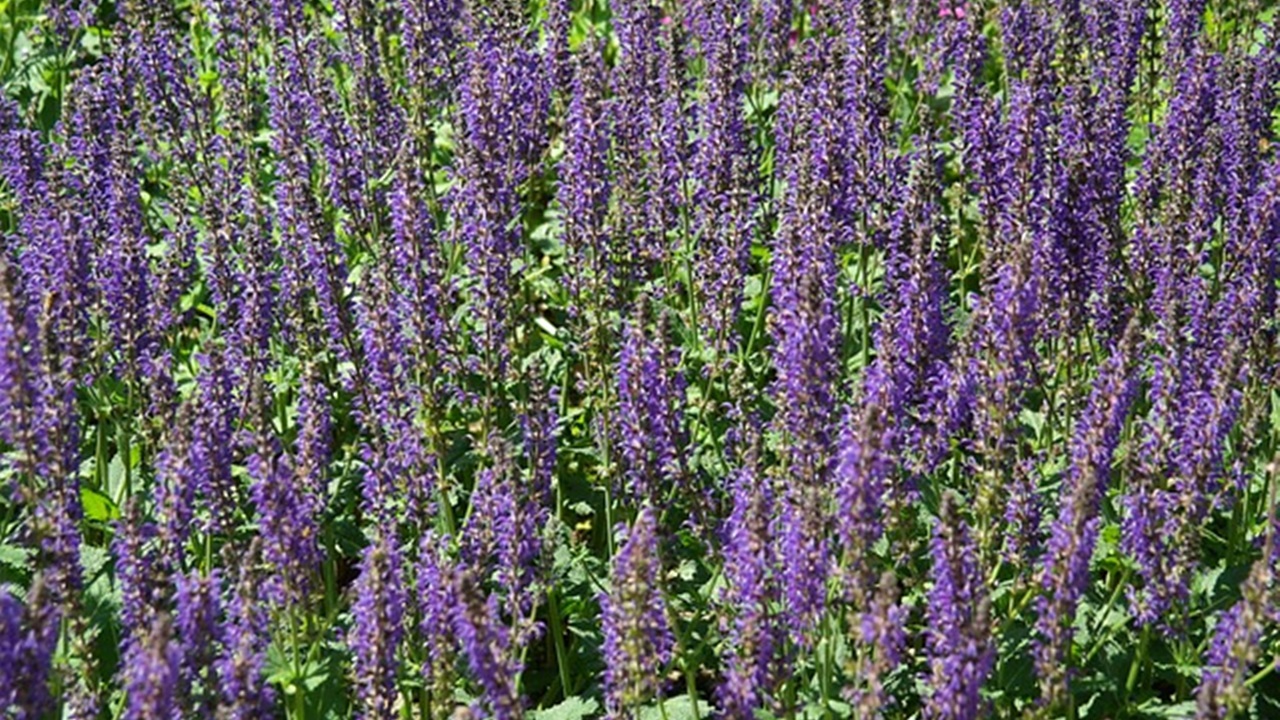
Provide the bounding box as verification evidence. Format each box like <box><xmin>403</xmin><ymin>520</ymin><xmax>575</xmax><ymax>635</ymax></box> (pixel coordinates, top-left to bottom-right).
<box><xmin>1194</xmin><ymin>516</ymin><xmax>1279</xmax><ymax>719</ymax></box>
<box><xmin>453</xmin><ymin>22</ymin><xmax>549</xmax><ymax>387</ymax></box>
<box><xmin>174</xmin><ymin>570</ymin><xmax>221</xmax><ymax>719</ymax></box>
<box><xmin>351</xmin><ymin>527</ymin><xmax>407</xmax><ymax>719</ymax></box>
<box><xmin>122</xmin><ymin>616</ymin><xmax>181</xmax><ymax>720</ymax></box>
<box><xmin>923</xmin><ymin>499</ymin><xmax>994</xmax><ymax>720</ymax></box>
<box><xmin>1033</xmin><ymin>329</ymin><xmax>1138</xmax><ymax>708</ymax></box>
<box><xmin>558</xmin><ymin>39</ymin><xmax>613</xmax><ymax>316</ymax></box>
<box><xmin>771</xmin><ymin>45</ymin><xmax>844</xmax><ymax>647</ymax></box>
<box><xmin>617</xmin><ymin>304</ymin><xmax>686</xmax><ymax>507</ymax></box>
<box><xmin>717</xmin><ymin>446</ymin><xmax>784</xmax><ymax>718</ymax></box>
<box><xmin>453</xmin><ymin>569</ymin><xmax>523</xmax><ymax>720</ymax></box>
<box><xmin>0</xmin><ymin>587</ymin><xmax>20</xmax><ymax>708</ymax></box>
<box><xmin>690</xmin><ymin>0</ymin><xmax>756</xmax><ymax>356</ymax></box>
<box><xmin>834</xmin><ymin>372</ymin><xmax>897</xmax><ymax>609</ymax></box>
<box><xmin>847</xmin><ymin>571</ymin><xmax>908</xmax><ymax>718</ymax></box>
<box><xmin>217</xmin><ymin>555</ymin><xmax>274</xmax><ymax>720</ymax></box>
<box><xmin>602</xmin><ymin>507</ymin><xmax>673</xmax><ymax>718</ymax></box>
<box><xmin>418</xmin><ymin>532</ymin><xmax>458</xmax><ymax>716</ymax></box>
<box><xmin>2</xmin><ymin>577</ymin><xmax>58</xmax><ymax>719</ymax></box>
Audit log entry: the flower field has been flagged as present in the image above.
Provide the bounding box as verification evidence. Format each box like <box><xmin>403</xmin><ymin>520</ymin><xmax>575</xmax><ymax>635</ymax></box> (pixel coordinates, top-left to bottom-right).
<box><xmin>1</xmin><ymin>0</ymin><xmax>1280</xmax><ymax>717</ymax></box>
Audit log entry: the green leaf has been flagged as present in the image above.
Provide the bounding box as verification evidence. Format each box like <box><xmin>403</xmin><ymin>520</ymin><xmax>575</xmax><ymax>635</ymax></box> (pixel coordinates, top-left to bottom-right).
<box><xmin>640</xmin><ymin>695</ymin><xmax>706</xmax><ymax>720</ymax></box>
<box><xmin>79</xmin><ymin>544</ymin><xmax>110</xmax><ymax>579</ymax></box>
<box><xmin>106</xmin><ymin>452</ymin><xmax>128</xmax><ymax>501</ymax></box>
<box><xmin>1193</xmin><ymin>564</ymin><xmax>1225</xmax><ymax>601</ymax></box>
<box><xmin>81</xmin><ymin>486</ymin><xmax>119</xmax><ymax>522</ymax></box>
<box><xmin>1135</xmin><ymin>699</ymin><xmax>1197</xmax><ymax>719</ymax></box>
<box><xmin>0</xmin><ymin>543</ymin><xmax>30</xmax><ymax>572</ymax></box>
<box><xmin>533</xmin><ymin>695</ymin><xmax>599</xmax><ymax>720</ymax></box>
<box><xmin>1019</xmin><ymin>407</ymin><xmax>1047</xmax><ymax>437</ymax></box>
<box><xmin>535</xmin><ymin>316</ymin><xmax>560</xmax><ymax>339</ymax></box>
<box><xmin>80</xmin><ymin>544</ymin><xmax>118</xmax><ymax>609</ymax></box>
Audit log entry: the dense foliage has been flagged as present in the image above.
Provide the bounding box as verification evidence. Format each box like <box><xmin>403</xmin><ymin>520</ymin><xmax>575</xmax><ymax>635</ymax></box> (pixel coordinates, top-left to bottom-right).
<box><xmin>1</xmin><ymin>0</ymin><xmax>1280</xmax><ymax>718</ymax></box>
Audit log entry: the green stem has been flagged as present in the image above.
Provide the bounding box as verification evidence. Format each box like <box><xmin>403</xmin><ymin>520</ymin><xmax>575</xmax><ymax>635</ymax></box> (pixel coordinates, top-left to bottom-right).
<box><xmin>603</xmin><ymin>484</ymin><xmax>616</xmax><ymax>560</ymax></box>
<box><xmin>670</xmin><ymin>615</ymin><xmax>703</xmax><ymax>720</ymax></box>
<box><xmin>96</xmin><ymin>414</ymin><xmax>110</xmax><ymax>500</ymax></box>
<box><xmin>287</xmin><ymin>604</ymin><xmax>306</xmax><ymax>720</ymax></box>
<box><xmin>118</xmin><ymin>414</ymin><xmax>133</xmax><ymax>502</ymax></box>
<box><xmin>820</xmin><ymin>616</ymin><xmax>835</xmax><ymax>717</ymax></box>
<box><xmin>738</xmin><ymin>265</ymin><xmax>773</xmax><ymax>376</ymax></box>
<box><xmin>556</xmin><ymin>366</ymin><xmax>572</xmax><ymax>524</ymax></box>
<box><xmin>1245</xmin><ymin>657</ymin><xmax>1277</xmax><ymax>688</ymax></box>
<box><xmin>547</xmin><ymin>587</ymin><xmax>573</xmax><ymax>703</ymax></box>
<box><xmin>859</xmin><ymin>240</ymin><xmax>872</xmax><ymax>371</ymax></box>
<box><xmin>1080</xmin><ymin>567</ymin><xmax>1132</xmax><ymax>666</ymax></box>
<box><xmin>436</xmin><ymin>453</ymin><xmax>458</xmax><ymax>539</ymax></box>
<box><xmin>1124</xmin><ymin>625</ymin><xmax>1152</xmax><ymax>709</ymax></box>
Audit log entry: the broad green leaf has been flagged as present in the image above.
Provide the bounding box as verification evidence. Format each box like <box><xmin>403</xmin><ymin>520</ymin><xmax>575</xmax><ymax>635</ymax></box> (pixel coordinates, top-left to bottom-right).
<box><xmin>81</xmin><ymin>486</ymin><xmax>119</xmax><ymax>522</ymax></box>
<box><xmin>640</xmin><ymin>695</ymin><xmax>705</xmax><ymax>720</ymax></box>
<box><xmin>533</xmin><ymin>695</ymin><xmax>599</xmax><ymax>720</ymax></box>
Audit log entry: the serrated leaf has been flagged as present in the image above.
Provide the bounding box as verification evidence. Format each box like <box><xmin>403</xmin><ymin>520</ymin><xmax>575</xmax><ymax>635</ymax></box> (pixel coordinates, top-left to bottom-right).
<box><xmin>1194</xmin><ymin>564</ymin><xmax>1225</xmax><ymax>600</ymax></box>
<box><xmin>534</xmin><ymin>695</ymin><xmax>599</xmax><ymax>720</ymax></box>
<box><xmin>640</xmin><ymin>695</ymin><xmax>705</xmax><ymax>720</ymax></box>
<box><xmin>0</xmin><ymin>544</ymin><xmax>30</xmax><ymax>572</ymax></box>
<box><xmin>79</xmin><ymin>544</ymin><xmax>109</xmax><ymax>578</ymax></box>
<box><xmin>1020</xmin><ymin>407</ymin><xmax>1047</xmax><ymax>436</ymax></box>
